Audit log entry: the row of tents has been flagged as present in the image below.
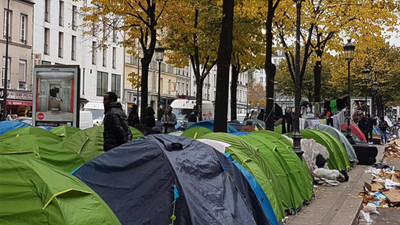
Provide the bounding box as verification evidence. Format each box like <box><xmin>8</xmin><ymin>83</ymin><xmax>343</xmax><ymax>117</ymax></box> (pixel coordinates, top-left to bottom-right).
<box><xmin>0</xmin><ymin>119</ymin><xmax>362</xmax><ymax>224</ymax></box>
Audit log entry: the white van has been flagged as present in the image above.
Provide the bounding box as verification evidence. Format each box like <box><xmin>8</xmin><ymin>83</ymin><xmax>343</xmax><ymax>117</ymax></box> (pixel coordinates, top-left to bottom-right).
<box><xmin>170</xmin><ymin>99</ymin><xmax>214</xmax><ymax>122</ymax></box>
<box><xmin>79</xmin><ymin>111</ymin><xmax>94</xmax><ymax>129</ymax></box>
<box><xmin>83</xmin><ymin>102</ymin><xmax>104</xmax><ymax>126</ymax></box>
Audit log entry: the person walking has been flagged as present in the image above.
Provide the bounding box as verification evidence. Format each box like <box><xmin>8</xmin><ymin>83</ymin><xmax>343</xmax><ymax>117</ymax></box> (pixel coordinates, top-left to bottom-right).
<box><xmin>103</xmin><ymin>92</ymin><xmax>132</xmax><ymax>152</ymax></box>
<box><xmin>128</xmin><ymin>104</ymin><xmax>139</xmax><ymax>127</ymax></box>
<box><xmin>379</xmin><ymin>117</ymin><xmax>388</xmax><ymax>144</ymax></box>
<box><xmin>161</xmin><ymin>106</ymin><xmax>177</xmax><ymax>133</ymax></box>
<box><xmin>367</xmin><ymin>114</ymin><xmax>375</xmax><ymax>143</ymax></box>
<box><xmin>188</xmin><ymin>105</ymin><xmax>202</xmax><ymax>123</ymax></box>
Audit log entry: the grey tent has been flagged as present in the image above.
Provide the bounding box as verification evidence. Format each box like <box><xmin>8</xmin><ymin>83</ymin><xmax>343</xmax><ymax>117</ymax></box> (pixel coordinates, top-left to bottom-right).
<box><xmin>73</xmin><ymin>134</ymin><xmax>271</xmax><ymax>225</ymax></box>
<box><xmin>315</xmin><ymin>124</ymin><xmax>358</xmax><ymax>164</ymax></box>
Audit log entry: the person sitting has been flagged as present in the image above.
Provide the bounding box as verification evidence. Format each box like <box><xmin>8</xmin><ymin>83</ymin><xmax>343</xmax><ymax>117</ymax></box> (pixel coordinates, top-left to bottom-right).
<box><xmin>242</xmin><ymin>121</ymin><xmax>255</xmax><ymax>132</ymax></box>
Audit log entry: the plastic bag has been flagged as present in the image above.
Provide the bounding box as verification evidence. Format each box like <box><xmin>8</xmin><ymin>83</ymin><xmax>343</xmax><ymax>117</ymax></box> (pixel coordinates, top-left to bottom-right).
<box><xmin>363</xmin><ymin>203</ymin><xmax>380</xmax><ymax>214</ymax></box>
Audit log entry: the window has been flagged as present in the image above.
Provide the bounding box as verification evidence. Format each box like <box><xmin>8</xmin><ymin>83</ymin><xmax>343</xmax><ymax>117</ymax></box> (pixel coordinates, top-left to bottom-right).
<box><xmin>45</xmin><ymin>0</ymin><xmax>50</xmax><ymax>22</ymax></box>
<box><xmin>96</xmin><ymin>71</ymin><xmax>108</xmax><ymax>96</ymax></box>
<box><xmin>58</xmin><ymin>32</ymin><xmax>64</xmax><ymax>58</ymax></box>
<box><xmin>59</xmin><ymin>1</ymin><xmax>64</xmax><ymax>26</ymax></box>
<box><xmin>2</xmin><ymin>57</ymin><xmax>11</xmax><ymax>88</ymax></box>
<box><xmin>3</xmin><ymin>9</ymin><xmax>12</xmax><ymax>39</ymax></box>
<box><xmin>112</xmin><ymin>47</ymin><xmax>116</xmax><ymax>69</ymax></box>
<box><xmin>71</xmin><ymin>35</ymin><xmax>76</xmax><ymax>60</ymax></box>
<box><xmin>44</xmin><ymin>28</ymin><xmax>50</xmax><ymax>55</ymax></box>
<box><xmin>92</xmin><ymin>41</ymin><xmax>96</xmax><ymax>64</ymax></box>
<box><xmin>102</xmin><ymin>48</ymin><xmax>107</xmax><ymax>67</ymax></box>
<box><xmin>20</xmin><ymin>14</ymin><xmax>27</xmax><ymax>43</ymax></box>
<box><xmin>111</xmin><ymin>74</ymin><xmax>121</xmax><ymax>97</ymax></box>
<box><xmin>19</xmin><ymin>60</ymin><xmax>27</xmax><ymax>90</ymax></box>
<box><xmin>72</xmin><ymin>5</ymin><xmax>77</xmax><ymax>30</ymax></box>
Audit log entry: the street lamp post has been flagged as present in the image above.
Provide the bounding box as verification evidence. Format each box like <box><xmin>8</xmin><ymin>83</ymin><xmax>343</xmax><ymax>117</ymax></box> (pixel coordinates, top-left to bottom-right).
<box><xmin>274</xmin><ymin>81</ymin><xmax>278</xmax><ymax>117</ymax></box>
<box><xmin>363</xmin><ymin>68</ymin><xmax>370</xmax><ymax>114</ymax></box>
<box><xmin>372</xmin><ymin>81</ymin><xmax>378</xmax><ymax>116</ymax></box>
<box><xmin>343</xmin><ymin>39</ymin><xmax>355</xmax><ymax>139</ymax></box>
<box><xmin>155</xmin><ymin>44</ymin><xmax>165</xmax><ymax>118</ymax></box>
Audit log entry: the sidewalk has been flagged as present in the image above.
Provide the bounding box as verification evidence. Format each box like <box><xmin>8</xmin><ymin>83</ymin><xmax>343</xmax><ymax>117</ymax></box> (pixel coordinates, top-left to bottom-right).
<box><xmin>285</xmin><ymin>145</ymin><xmax>385</xmax><ymax>225</ymax></box>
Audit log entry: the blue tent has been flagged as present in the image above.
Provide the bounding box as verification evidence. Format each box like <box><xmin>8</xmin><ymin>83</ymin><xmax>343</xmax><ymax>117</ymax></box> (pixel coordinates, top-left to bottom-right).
<box><xmin>187</xmin><ymin>120</ymin><xmax>238</xmax><ymax>133</ymax></box>
<box><xmin>0</xmin><ymin>121</ymin><xmax>29</xmax><ymax>135</ymax></box>
<box><xmin>232</xmin><ymin>131</ymin><xmax>251</xmax><ymax>136</ymax></box>
<box><xmin>224</xmin><ymin>153</ymin><xmax>279</xmax><ymax>225</ymax></box>
<box><xmin>73</xmin><ymin>135</ymin><xmax>271</xmax><ymax>225</ymax></box>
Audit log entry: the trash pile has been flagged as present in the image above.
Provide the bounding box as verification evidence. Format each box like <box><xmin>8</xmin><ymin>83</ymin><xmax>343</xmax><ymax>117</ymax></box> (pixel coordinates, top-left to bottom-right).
<box><xmin>359</xmin><ymin>139</ymin><xmax>400</xmax><ymax>223</ymax></box>
<box><xmin>384</xmin><ymin>140</ymin><xmax>400</xmax><ymax>159</ymax></box>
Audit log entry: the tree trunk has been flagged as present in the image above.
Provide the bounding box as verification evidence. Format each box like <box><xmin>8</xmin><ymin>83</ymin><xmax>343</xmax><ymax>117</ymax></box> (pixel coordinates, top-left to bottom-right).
<box><xmin>230</xmin><ymin>63</ymin><xmax>240</xmax><ymax>121</ymax></box>
<box><xmin>196</xmin><ymin>80</ymin><xmax>204</xmax><ymax>113</ymax></box>
<box><xmin>264</xmin><ymin>0</ymin><xmax>275</xmax><ymax>131</ymax></box>
<box><xmin>313</xmin><ymin>50</ymin><xmax>322</xmax><ymax>103</ymax></box>
<box><xmin>140</xmin><ymin>57</ymin><xmax>151</xmax><ymax>123</ymax></box>
<box><xmin>214</xmin><ymin>0</ymin><xmax>234</xmax><ymax>132</ymax></box>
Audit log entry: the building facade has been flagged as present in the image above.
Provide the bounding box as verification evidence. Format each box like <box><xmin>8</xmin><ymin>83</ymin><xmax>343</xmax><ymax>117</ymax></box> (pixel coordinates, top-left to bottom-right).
<box><xmin>32</xmin><ymin>0</ymin><xmax>125</xmax><ymax>110</ymax></box>
<box><xmin>0</xmin><ymin>0</ymin><xmax>34</xmax><ymax>116</ymax></box>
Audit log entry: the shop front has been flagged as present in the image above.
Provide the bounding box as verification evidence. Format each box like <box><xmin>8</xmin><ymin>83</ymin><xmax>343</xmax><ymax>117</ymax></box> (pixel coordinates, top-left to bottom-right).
<box><xmin>0</xmin><ymin>89</ymin><xmax>33</xmax><ymax>117</ymax></box>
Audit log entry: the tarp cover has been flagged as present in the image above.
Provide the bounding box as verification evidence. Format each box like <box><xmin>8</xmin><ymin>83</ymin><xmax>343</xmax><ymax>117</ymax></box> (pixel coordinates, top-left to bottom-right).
<box><xmin>315</xmin><ymin>124</ymin><xmax>358</xmax><ymax>164</ymax></box>
<box><xmin>187</xmin><ymin>120</ymin><xmax>238</xmax><ymax>133</ymax></box>
<box><xmin>0</xmin><ymin>121</ymin><xmax>29</xmax><ymax>135</ymax></box>
<box><xmin>73</xmin><ymin>135</ymin><xmax>269</xmax><ymax>225</ymax></box>
<box><xmin>0</xmin><ymin>156</ymin><xmax>121</xmax><ymax>225</ymax></box>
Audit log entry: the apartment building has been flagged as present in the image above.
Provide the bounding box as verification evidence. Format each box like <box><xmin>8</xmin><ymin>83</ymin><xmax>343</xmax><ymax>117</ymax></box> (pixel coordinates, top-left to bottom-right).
<box><xmin>0</xmin><ymin>0</ymin><xmax>34</xmax><ymax>116</ymax></box>
<box><xmin>32</xmin><ymin>0</ymin><xmax>124</xmax><ymax>109</ymax></box>
<box><xmin>124</xmin><ymin>50</ymin><xmax>191</xmax><ymax>113</ymax></box>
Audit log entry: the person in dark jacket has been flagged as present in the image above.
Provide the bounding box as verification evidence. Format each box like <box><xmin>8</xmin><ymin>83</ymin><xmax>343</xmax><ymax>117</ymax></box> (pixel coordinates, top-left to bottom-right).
<box><xmin>128</xmin><ymin>104</ymin><xmax>139</xmax><ymax>127</ymax></box>
<box><xmin>188</xmin><ymin>105</ymin><xmax>202</xmax><ymax>123</ymax></box>
<box><xmin>257</xmin><ymin>109</ymin><xmax>265</xmax><ymax>121</ymax></box>
<box><xmin>144</xmin><ymin>106</ymin><xmax>156</xmax><ymax>128</ymax></box>
<box><xmin>103</xmin><ymin>92</ymin><xmax>132</xmax><ymax>152</ymax></box>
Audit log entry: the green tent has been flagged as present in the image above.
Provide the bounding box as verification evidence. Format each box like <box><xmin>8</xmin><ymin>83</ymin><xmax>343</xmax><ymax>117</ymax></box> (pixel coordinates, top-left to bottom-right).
<box><xmin>50</xmin><ymin>126</ymin><xmax>81</xmax><ymax>139</ymax></box>
<box><xmin>181</xmin><ymin>126</ymin><xmax>212</xmax><ymax>139</ymax></box>
<box><xmin>241</xmin><ymin>133</ymin><xmax>313</xmax><ymax>211</ymax></box>
<box><xmin>200</xmin><ymin>132</ymin><xmax>285</xmax><ymax>220</ymax></box>
<box><xmin>296</xmin><ymin>129</ymin><xmax>351</xmax><ymax>171</ymax></box>
<box><xmin>0</xmin><ymin>156</ymin><xmax>121</xmax><ymax>225</ymax></box>
<box><xmin>0</xmin><ymin>126</ymin><xmax>62</xmax><ymax>142</ymax></box>
<box><xmin>129</xmin><ymin>126</ymin><xmax>145</xmax><ymax>140</ymax></box>
<box><xmin>251</xmin><ymin>131</ymin><xmax>313</xmax><ymax>202</ymax></box>
<box><xmin>0</xmin><ymin>134</ymin><xmax>85</xmax><ymax>173</ymax></box>
<box><xmin>62</xmin><ymin>125</ymin><xmax>144</xmax><ymax>162</ymax></box>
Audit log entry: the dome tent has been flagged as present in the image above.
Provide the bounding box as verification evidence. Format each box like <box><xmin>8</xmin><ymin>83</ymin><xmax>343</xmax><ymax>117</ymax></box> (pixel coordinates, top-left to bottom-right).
<box><xmin>200</xmin><ymin>132</ymin><xmax>285</xmax><ymax>221</ymax></box>
<box><xmin>181</xmin><ymin>126</ymin><xmax>212</xmax><ymax>139</ymax></box>
<box><xmin>241</xmin><ymin>132</ymin><xmax>313</xmax><ymax>212</ymax></box>
<box><xmin>295</xmin><ymin>129</ymin><xmax>351</xmax><ymax>171</ymax></box>
<box><xmin>73</xmin><ymin>135</ymin><xmax>270</xmax><ymax>225</ymax></box>
<box><xmin>0</xmin><ymin>156</ymin><xmax>120</xmax><ymax>225</ymax></box>
<box><xmin>50</xmin><ymin>126</ymin><xmax>81</xmax><ymax>139</ymax></box>
<box><xmin>315</xmin><ymin>124</ymin><xmax>358</xmax><ymax>164</ymax></box>
<box><xmin>62</xmin><ymin>125</ymin><xmax>144</xmax><ymax>162</ymax></box>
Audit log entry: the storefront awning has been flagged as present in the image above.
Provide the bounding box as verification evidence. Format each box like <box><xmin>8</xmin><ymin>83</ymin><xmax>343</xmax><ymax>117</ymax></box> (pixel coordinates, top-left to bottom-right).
<box><xmin>7</xmin><ymin>100</ymin><xmax>32</xmax><ymax>106</ymax></box>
